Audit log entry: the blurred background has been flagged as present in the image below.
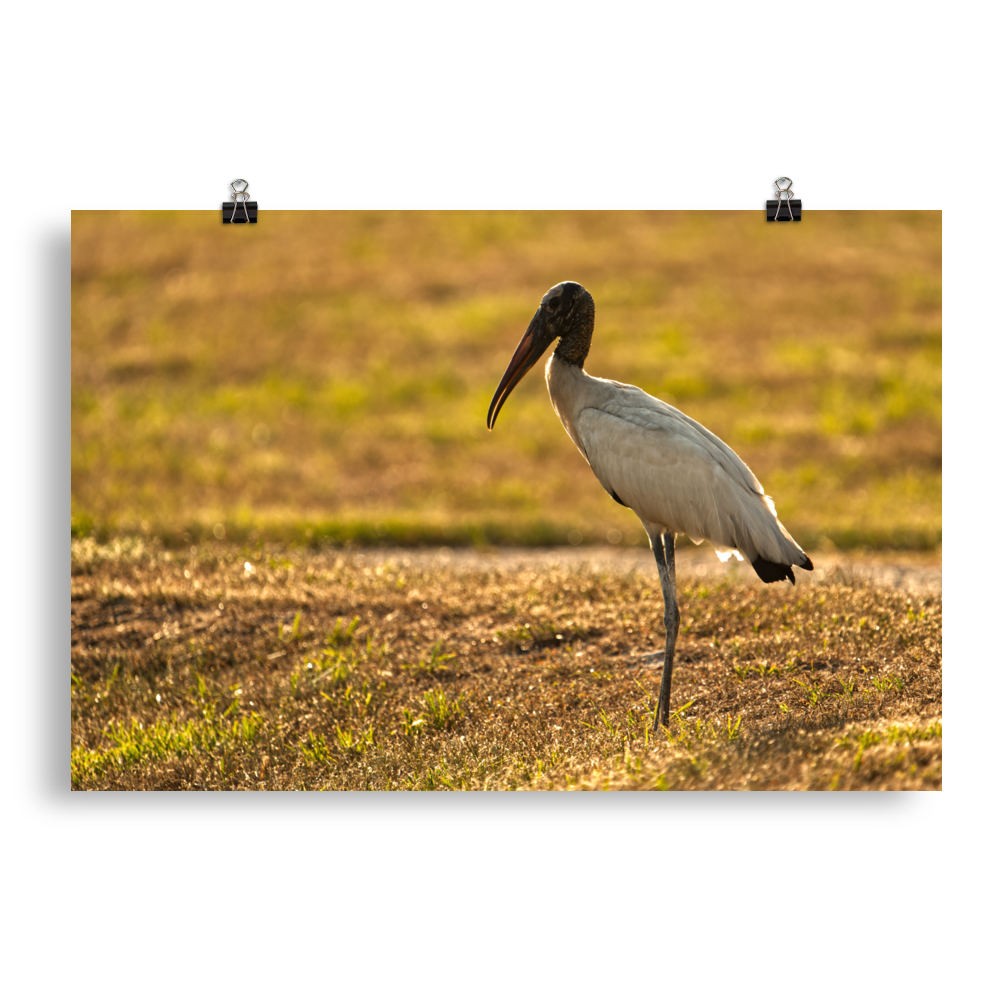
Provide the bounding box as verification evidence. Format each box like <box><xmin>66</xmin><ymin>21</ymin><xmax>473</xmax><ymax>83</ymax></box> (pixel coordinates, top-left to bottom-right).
<box><xmin>71</xmin><ymin>211</ymin><xmax>940</xmax><ymax>551</ymax></box>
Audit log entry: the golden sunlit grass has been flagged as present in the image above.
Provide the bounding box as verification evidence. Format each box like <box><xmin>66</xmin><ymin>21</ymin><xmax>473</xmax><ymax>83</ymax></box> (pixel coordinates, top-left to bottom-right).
<box><xmin>71</xmin><ymin>540</ymin><xmax>941</xmax><ymax>790</ymax></box>
<box><xmin>71</xmin><ymin>210</ymin><xmax>940</xmax><ymax>550</ymax></box>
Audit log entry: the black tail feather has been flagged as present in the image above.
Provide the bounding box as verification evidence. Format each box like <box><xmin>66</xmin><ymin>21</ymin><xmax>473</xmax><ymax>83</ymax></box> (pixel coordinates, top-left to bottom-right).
<box><xmin>751</xmin><ymin>553</ymin><xmax>814</xmax><ymax>584</ymax></box>
<box><xmin>752</xmin><ymin>557</ymin><xmax>796</xmax><ymax>584</ymax></box>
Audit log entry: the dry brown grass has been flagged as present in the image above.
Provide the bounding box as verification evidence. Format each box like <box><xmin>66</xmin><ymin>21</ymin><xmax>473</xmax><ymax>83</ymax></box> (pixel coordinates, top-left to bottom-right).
<box><xmin>71</xmin><ymin>540</ymin><xmax>941</xmax><ymax>790</ymax></box>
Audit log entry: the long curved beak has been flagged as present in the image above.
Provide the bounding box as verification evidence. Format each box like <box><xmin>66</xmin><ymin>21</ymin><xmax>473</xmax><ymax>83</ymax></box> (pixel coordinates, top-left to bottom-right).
<box><xmin>487</xmin><ymin>310</ymin><xmax>549</xmax><ymax>429</ymax></box>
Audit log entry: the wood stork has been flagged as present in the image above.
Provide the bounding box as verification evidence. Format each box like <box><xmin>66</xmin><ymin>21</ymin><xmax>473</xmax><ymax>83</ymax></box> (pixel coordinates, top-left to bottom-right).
<box><xmin>487</xmin><ymin>281</ymin><xmax>813</xmax><ymax>731</ymax></box>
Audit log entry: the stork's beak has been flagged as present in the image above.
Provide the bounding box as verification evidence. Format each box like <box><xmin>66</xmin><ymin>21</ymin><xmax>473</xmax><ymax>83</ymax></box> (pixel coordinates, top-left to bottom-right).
<box><xmin>487</xmin><ymin>309</ymin><xmax>550</xmax><ymax>429</ymax></box>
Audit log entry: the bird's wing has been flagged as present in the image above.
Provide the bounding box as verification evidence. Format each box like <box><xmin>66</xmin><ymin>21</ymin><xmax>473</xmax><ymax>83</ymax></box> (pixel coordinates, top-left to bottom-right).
<box><xmin>574</xmin><ymin>386</ymin><xmax>799</xmax><ymax>563</ymax></box>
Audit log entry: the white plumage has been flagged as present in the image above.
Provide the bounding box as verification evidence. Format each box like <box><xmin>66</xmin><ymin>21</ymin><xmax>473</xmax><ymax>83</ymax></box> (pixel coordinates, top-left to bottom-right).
<box><xmin>546</xmin><ymin>358</ymin><xmax>810</xmax><ymax>571</ymax></box>
<box><xmin>487</xmin><ymin>280</ymin><xmax>813</xmax><ymax>731</ymax></box>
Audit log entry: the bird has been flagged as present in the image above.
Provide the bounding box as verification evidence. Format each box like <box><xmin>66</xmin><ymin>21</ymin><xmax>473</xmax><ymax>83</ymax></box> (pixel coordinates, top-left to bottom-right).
<box><xmin>487</xmin><ymin>280</ymin><xmax>813</xmax><ymax>732</ymax></box>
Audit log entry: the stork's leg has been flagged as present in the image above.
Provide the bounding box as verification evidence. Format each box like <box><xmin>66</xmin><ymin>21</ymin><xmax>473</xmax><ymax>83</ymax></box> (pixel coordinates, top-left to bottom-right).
<box><xmin>651</xmin><ymin>530</ymin><xmax>679</xmax><ymax>732</ymax></box>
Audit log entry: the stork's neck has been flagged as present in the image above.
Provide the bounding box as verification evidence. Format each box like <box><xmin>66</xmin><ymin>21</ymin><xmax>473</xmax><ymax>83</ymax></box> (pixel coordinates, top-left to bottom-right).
<box><xmin>552</xmin><ymin>295</ymin><xmax>595</xmax><ymax>368</ymax></box>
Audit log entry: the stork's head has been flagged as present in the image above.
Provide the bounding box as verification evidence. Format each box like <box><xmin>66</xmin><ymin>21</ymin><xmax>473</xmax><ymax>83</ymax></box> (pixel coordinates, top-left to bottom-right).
<box><xmin>487</xmin><ymin>281</ymin><xmax>595</xmax><ymax>429</ymax></box>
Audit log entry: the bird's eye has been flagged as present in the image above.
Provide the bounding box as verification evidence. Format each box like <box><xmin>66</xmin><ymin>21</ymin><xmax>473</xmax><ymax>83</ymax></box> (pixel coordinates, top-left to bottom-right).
<box><xmin>546</xmin><ymin>297</ymin><xmax>560</xmax><ymax>310</ymax></box>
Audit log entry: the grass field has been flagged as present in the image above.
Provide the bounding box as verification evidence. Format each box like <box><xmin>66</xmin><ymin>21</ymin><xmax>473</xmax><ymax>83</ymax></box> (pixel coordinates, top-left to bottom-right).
<box><xmin>71</xmin><ymin>210</ymin><xmax>941</xmax><ymax>551</ymax></box>
<box><xmin>71</xmin><ymin>540</ymin><xmax>942</xmax><ymax>790</ymax></box>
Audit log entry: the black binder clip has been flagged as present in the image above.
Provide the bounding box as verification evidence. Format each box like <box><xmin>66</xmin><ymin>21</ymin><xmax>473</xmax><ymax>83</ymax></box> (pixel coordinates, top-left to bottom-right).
<box><xmin>766</xmin><ymin>177</ymin><xmax>801</xmax><ymax>222</ymax></box>
<box><xmin>223</xmin><ymin>179</ymin><xmax>257</xmax><ymax>223</ymax></box>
